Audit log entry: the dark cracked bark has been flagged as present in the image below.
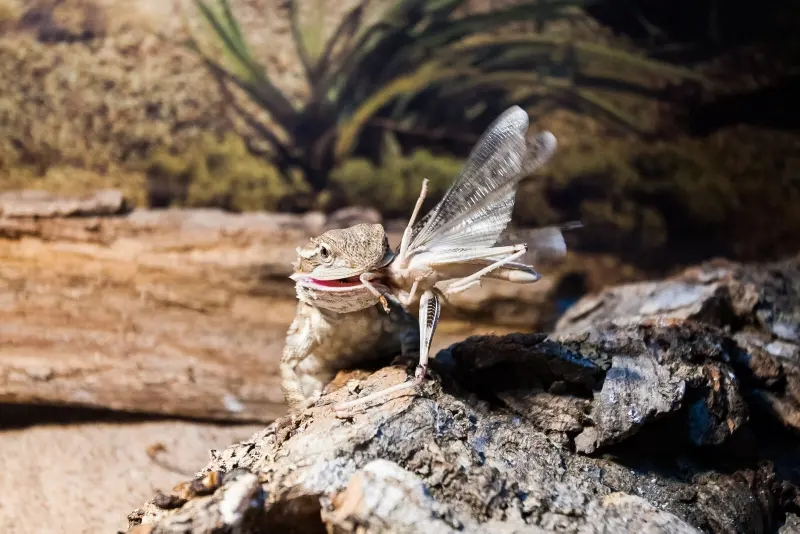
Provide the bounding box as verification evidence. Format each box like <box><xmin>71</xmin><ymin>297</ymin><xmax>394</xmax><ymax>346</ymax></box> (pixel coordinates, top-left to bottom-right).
<box><xmin>125</xmin><ymin>254</ymin><xmax>800</xmax><ymax>534</ymax></box>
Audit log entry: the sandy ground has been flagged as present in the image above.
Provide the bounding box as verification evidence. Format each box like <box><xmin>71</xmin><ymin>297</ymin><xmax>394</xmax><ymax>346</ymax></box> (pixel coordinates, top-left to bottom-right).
<box><xmin>0</xmin><ymin>410</ymin><xmax>262</xmax><ymax>534</ymax></box>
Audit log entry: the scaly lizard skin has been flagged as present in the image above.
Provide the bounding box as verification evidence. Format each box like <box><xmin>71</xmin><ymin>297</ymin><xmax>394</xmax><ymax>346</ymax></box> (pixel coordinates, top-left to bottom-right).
<box><xmin>280</xmin><ymin>224</ymin><xmax>417</xmax><ymax>412</ymax></box>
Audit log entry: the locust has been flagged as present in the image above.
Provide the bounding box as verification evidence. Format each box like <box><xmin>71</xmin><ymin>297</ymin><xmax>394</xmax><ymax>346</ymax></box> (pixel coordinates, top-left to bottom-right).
<box><xmin>284</xmin><ymin>105</ymin><xmax>576</xmax><ymax>415</ymax></box>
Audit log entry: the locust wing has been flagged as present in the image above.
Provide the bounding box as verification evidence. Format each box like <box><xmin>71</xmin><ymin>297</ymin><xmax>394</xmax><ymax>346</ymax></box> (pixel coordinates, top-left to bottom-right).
<box><xmin>403</xmin><ymin>106</ymin><xmax>557</xmax><ymax>257</ymax></box>
<box><xmin>496</xmin><ymin>221</ymin><xmax>583</xmax><ymax>265</ymax></box>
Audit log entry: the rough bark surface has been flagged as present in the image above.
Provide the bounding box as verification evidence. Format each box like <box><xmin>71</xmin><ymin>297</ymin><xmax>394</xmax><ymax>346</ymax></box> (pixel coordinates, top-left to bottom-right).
<box><xmin>126</xmin><ymin>254</ymin><xmax>800</xmax><ymax>534</ymax></box>
<box><xmin>0</xmin><ymin>198</ymin><xmax>632</xmax><ymax>421</ymax></box>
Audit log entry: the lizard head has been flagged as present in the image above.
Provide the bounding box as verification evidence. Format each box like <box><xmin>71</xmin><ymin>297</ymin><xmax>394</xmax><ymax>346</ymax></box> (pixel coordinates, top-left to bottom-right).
<box><xmin>290</xmin><ymin>223</ymin><xmax>394</xmax><ymax>290</ymax></box>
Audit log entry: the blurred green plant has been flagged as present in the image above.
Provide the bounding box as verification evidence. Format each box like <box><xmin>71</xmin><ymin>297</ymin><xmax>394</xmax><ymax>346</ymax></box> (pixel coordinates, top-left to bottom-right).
<box><xmin>185</xmin><ymin>0</ymin><xmax>703</xmax><ymax>191</ymax></box>
<box><xmin>513</xmin><ymin>127</ymin><xmax>800</xmax><ymax>264</ymax></box>
<box><xmin>144</xmin><ymin>132</ymin><xmax>310</xmax><ymax>211</ymax></box>
<box><xmin>0</xmin><ymin>165</ymin><xmax>148</xmax><ymax>207</ymax></box>
<box><xmin>329</xmin><ymin>131</ymin><xmax>462</xmax><ymax>217</ymax></box>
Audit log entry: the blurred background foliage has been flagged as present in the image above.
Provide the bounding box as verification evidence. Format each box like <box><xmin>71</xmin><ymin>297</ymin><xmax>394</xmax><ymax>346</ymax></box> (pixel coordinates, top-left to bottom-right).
<box><xmin>0</xmin><ymin>0</ymin><xmax>797</xmax><ymax>271</ymax></box>
<box><xmin>184</xmin><ymin>0</ymin><xmax>702</xmax><ymax>191</ymax></box>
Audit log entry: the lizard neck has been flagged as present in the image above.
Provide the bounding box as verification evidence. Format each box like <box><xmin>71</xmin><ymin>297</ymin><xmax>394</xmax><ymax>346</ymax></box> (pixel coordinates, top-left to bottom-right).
<box><xmin>295</xmin><ymin>282</ymin><xmax>380</xmax><ymax>314</ymax></box>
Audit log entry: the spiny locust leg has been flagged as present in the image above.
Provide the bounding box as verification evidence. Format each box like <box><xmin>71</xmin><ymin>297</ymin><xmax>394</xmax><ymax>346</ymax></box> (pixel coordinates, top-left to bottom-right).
<box><xmin>413</xmin><ymin>289</ymin><xmax>441</xmax><ymax>382</ymax></box>
<box><xmin>334</xmin><ymin>289</ymin><xmax>441</xmax><ymax>416</ymax></box>
<box><xmin>443</xmin><ymin>246</ymin><xmax>528</xmax><ymax>296</ymax></box>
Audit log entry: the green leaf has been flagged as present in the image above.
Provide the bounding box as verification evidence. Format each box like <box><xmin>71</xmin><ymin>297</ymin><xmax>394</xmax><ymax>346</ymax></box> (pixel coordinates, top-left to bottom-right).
<box><xmin>451</xmin><ymin>34</ymin><xmax>708</xmax><ymax>83</ymax></box>
<box><xmin>334</xmin><ymin>62</ymin><xmax>473</xmax><ymax>159</ymax></box>
<box><xmin>185</xmin><ymin>0</ymin><xmax>712</xmax><ymax>192</ymax></box>
<box><xmin>309</xmin><ymin>0</ymin><xmax>368</xmax><ymax>86</ymax></box>
<box><xmin>193</xmin><ymin>0</ymin><xmax>297</xmax><ymax>128</ymax></box>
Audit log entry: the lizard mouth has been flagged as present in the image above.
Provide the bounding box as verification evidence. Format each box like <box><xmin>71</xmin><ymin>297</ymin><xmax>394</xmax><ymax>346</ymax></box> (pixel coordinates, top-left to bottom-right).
<box><xmin>309</xmin><ymin>275</ymin><xmax>362</xmax><ymax>288</ymax></box>
<box><xmin>293</xmin><ymin>274</ymin><xmax>364</xmax><ymax>290</ymax></box>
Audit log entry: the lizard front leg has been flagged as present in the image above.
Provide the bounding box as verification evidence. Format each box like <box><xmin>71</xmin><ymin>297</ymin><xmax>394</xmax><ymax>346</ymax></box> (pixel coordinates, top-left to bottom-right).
<box><xmin>280</xmin><ymin>360</ymin><xmax>322</xmax><ymax>413</ymax></box>
<box><xmin>280</xmin><ymin>303</ymin><xmax>329</xmax><ymax>413</ymax></box>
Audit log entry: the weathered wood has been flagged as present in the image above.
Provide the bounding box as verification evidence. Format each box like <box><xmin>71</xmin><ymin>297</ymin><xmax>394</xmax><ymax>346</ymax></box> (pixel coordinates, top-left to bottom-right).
<box><xmin>0</xmin><ymin>207</ymin><xmax>363</xmax><ymax>422</ymax></box>
<box><xmin>0</xmin><ymin>210</ymin><xmax>309</xmax><ymax>422</ymax></box>
<box><xmin>125</xmin><ymin>254</ymin><xmax>800</xmax><ymax>534</ymax></box>
<box><xmin>555</xmin><ymin>254</ymin><xmax>800</xmax><ymax>433</ymax></box>
<box><xmin>0</xmin><ymin>203</ymin><xmax>632</xmax><ymax>421</ymax></box>
<box><xmin>0</xmin><ymin>189</ymin><xmax>131</xmax><ymax>217</ymax></box>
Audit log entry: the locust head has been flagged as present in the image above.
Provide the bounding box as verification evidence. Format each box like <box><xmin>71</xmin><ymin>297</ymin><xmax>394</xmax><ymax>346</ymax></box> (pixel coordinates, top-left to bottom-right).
<box><xmin>290</xmin><ymin>223</ymin><xmax>394</xmax><ymax>312</ymax></box>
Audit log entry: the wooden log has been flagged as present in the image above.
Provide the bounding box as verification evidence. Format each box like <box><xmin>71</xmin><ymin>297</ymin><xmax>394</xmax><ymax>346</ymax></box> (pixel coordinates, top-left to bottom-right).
<box><xmin>0</xmin><ymin>201</ymin><xmax>636</xmax><ymax>422</ymax></box>
<box><xmin>0</xmin><ymin>208</ymin><xmax>331</xmax><ymax>422</ymax></box>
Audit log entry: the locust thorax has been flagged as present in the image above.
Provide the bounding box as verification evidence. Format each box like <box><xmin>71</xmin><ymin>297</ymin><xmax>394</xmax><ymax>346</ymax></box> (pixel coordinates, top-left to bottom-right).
<box><xmin>387</xmin><ymin>250</ymin><xmax>444</xmax><ymax>286</ymax></box>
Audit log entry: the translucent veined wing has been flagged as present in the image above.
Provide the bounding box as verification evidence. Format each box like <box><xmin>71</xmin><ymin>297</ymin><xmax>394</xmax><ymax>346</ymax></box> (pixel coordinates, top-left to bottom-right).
<box><xmin>403</xmin><ymin>106</ymin><xmax>557</xmax><ymax>256</ymax></box>
<box><xmin>496</xmin><ymin>221</ymin><xmax>583</xmax><ymax>265</ymax></box>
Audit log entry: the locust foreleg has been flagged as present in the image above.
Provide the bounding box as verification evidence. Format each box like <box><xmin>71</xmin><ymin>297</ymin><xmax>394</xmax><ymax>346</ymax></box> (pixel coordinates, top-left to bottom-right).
<box><xmin>398</xmin><ymin>278</ymin><xmax>421</xmax><ymax>307</ymax></box>
<box><xmin>397</xmin><ymin>178</ymin><xmax>429</xmax><ymax>267</ymax></box>
<box><xmin>360</xmin><ymin>272</ymin><xmax>390</xmax><ymax>313</ymax></box>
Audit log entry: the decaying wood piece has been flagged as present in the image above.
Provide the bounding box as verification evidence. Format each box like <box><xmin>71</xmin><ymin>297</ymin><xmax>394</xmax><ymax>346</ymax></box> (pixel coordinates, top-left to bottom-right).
<box><xmin>555</xmin><ymin>253</ymin><xmax>800</xmax><ymax>434</ymax></box>
<box><xmin>780</xmin><ymin>513</ymin><xmax>800</xmax><ymax>533</ymax></box>
<box><xmin>0</xmin><ymin>206</ymin><xmax>378</xmax><ymax>421</ymax></box>
<box><xmin>0</xmin><ymin>199</ymin><xmax>634</xmax><ymax>421</ymax></box>
<box><xmin>321</xmin><ymin>461</ymin><xmax>701</xmax><ymax>534</ymax></box>
<box><xmin>126</xmin><ymin>364</ymin><xmax>794</xmax><ymax>533</ymax></box>
<box><xmin>126</xmin><ymin>254</ymin><xmax>800</xmax><ymax>534</ymax></box>
<box><xmin>0</xmin><ymin>189</ymin><xmax>131</xmax><ymax>218</ymax></box>
<box><xmin>442</xmin><ymin>322</ymin><xmax>748</xmax><ymax>454</ymax></box>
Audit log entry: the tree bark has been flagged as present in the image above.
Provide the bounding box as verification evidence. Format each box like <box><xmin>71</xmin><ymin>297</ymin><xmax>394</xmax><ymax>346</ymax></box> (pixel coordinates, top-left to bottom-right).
<box><xmin>125</xmin><ymin>254</ymin><xmax>800</xmax><ymax>533</ymax></box>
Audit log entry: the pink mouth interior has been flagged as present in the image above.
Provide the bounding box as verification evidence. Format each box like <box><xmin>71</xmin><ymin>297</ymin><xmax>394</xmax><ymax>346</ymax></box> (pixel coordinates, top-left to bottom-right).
<box><xmin>309</xmin><ymin>276</ymin><xmax>362</xmax><ymax>288</ymax></box>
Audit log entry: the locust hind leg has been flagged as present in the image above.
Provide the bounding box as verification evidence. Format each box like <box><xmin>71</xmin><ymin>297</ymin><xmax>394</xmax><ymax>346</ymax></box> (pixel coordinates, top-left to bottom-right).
<box><xmin>443</xmin><ymin>247</ymin><xmax>528</xmax><ymax>296</ymax></box>
<box><xmin>412</xmin><ymin>288</ymin><xmax>441</xmax><ymax>384</ymax></box>
<box><xmin>333</xmin><ymin>289</ymin><xmax>441</xmax><ymax>416</ymax></box>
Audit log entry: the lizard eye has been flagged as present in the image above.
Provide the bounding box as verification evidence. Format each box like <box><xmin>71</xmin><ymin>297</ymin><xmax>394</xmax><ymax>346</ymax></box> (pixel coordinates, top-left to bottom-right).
<box><xmin>319</xmin><ymin>246</ymin><xmax>330</xmax><ymax>259</ymax></box>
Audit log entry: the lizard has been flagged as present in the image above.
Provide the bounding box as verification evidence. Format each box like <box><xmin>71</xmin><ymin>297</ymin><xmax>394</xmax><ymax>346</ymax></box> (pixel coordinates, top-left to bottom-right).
<box><xmin>280</xmin><ymin>223</ymin><xmax>419</xmax><ymax>412</ymax></box>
